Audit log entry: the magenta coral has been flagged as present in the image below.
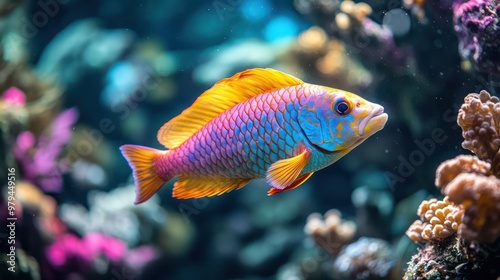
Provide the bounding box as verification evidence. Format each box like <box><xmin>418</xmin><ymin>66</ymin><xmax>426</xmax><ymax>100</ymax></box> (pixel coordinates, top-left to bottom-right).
<box><xmin>46</xmin><ymin>233</ymin><xmax>126</xmax><ymax>269</ymax></box>
<box><xmin>1</xmin><ymin>86</ymin><xmax>26</xmax><ymax>106</ymax></box>
<box><xmin>13</xmin><ymin>108</ymin><xmax>78</xmax><ymax>192</ymax></box>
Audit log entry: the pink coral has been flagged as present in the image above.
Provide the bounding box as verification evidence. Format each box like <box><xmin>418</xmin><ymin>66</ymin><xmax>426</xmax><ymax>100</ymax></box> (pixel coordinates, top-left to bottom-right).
<box><xmin>47</xmin><ymin>233</ymin><xmax>127</xmax><ymax>269</ymax></box>
<box><xmin>1</xmin><ymin>86</ymin><xmax>26</xmax><ymax>106</ymax></box>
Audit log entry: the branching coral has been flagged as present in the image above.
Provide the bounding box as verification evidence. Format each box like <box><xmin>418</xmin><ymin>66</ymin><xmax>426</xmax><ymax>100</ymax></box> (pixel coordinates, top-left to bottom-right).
<box><xmin>406</xmin><ymin>91</ymin><xmax>500</xmax><ymax>244</ymax></box>
<box><xmin>443</xmin><ymin>90</ymin><xmax>500</xmax><ymax>243</ymax></box>
<box><xmin>405</xmin><ymin>90</ymin><xmax>500</xmax><ymax>278</ymax></box>
<box><xmin>304</xmin><ymin>209</ymin><xmax>356</xmax><ymax>256</ymax></box>
<box><xmin>435</xmin><ymin>155</ymin><xmax>491</xmax><ymax>188</ymax></box>
<box><xmin>438</xmin><ymin>170</ymin><xmax>500</xmax><ymax>243</ymax></box>
<box><xmin>406</xmin><ymin>197</ymin><xmax>463</xmax><ymax>243</ymax></box>
<box><xmin>458</xmin><ymin>90</ymin><xmax>500</xmax><ymax>175</ymax></box>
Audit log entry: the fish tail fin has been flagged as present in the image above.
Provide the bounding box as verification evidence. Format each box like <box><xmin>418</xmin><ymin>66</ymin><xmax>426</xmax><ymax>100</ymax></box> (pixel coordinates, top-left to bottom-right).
<box><xmin>120</xmin><ymin>145</ymin><xmax>169</xmax><ymax>204</ymax></box>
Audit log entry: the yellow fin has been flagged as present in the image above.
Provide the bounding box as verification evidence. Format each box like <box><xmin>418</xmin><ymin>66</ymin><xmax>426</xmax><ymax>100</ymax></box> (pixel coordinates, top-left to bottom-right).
<box><xmin>120</xmin><ymin>145</ymin><xmax>167</xmax><ymax>204</ymax></box>
<box><xmin>157</xmin><ymin>68</ymin><xmax>304</xmax><ymax>149</ymax></box>
<box><xmin>266</xmin><ymin>149</ymin><xmax>311</xmax><ymax>190</ymax></box>
<box><xmin>172</xmin><ymin>176</ymin><xmax>250</xmax><ymax>199</ymax></box>
<box><xmin>268</xmin><ymin>172</ymin><xmax>314</xmax><ymax>196</ymax></box>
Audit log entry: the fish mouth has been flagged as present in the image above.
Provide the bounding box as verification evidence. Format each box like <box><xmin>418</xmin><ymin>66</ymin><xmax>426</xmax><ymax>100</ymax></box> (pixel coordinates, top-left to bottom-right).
<box><xmin>358</xmin><ymin>105</ymin><xmax>388</xmax><ymax>136</ymax></box>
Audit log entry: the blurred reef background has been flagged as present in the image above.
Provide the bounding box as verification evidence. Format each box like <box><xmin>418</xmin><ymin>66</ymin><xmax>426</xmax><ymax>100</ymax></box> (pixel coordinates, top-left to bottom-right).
<box><xmin>0</xmin><ymin>0</ymin><xmax>499</xmax><ymax>279</ymax></box>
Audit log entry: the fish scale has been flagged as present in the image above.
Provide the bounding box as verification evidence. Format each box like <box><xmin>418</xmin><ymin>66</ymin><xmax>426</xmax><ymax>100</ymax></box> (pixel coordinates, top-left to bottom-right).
<box><xmin>157</xmin><ymin>85</ymin><xmax>308</xmax><ymax>179</ymax></box>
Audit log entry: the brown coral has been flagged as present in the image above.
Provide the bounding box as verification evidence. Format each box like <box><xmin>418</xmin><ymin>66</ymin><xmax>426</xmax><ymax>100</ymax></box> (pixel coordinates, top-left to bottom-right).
<box><xmin>406</xmin><ymin>197</ymin><xmax>463</xmax><ymax>243</ymax></box>
<box><xmin>458</xmin><ymin>90</ymin><xmax>500</xmax><ymax>176</ymax></box>
<box><xmin>304</xmin><ymin>209</ymin><xmax>356</xmax><ymax>256</ymax></box>
<box><xmin>441</xmin><ymin>173</ymin><xmax>500</xmax><ymax>243</ymax></box>
<box><xmin>435</xmin><ymin>155</ymin><xmax>491</xmax><ymax>189</ymax></box>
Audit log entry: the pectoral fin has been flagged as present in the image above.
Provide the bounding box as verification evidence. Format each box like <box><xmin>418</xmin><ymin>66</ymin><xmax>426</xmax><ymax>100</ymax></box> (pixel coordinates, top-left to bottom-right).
<box><xmin>268</xmin><ymin>172</ymin><xmax>314</xmax><ymax>195</ymax></box>
<box><xmin>266</xmin><ymin>149</ymin><xmax>311</xmax><ymax>190</ymax></box>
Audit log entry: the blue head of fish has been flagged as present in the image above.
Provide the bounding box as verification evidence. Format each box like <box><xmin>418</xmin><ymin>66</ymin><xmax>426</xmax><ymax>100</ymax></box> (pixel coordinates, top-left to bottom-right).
<box><xmin>298</xmin><ymin>86</ymin><xmax>388</xmax><ymax>152</ymax></box>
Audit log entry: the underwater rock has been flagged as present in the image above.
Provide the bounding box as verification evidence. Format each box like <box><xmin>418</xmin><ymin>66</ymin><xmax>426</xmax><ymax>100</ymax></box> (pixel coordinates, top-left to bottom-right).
<box><xmin>404</xmin><ymin>235</ymin><xmax>500</xmax><ymax>279</ymax></box>
<box><xmin>453</xmin><ymin>0</ymin><xmax>500</xmax><ymax>75</ymax></box>
<box><xmin>332</xmin><ymin>237</ymin><xmax>395</xmax><ymax>280</ymax></box>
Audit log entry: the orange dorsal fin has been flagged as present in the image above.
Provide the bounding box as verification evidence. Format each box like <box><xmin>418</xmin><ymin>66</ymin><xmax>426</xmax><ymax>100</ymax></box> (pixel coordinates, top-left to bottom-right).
<box><xmin>172</xmin><ymin>176</ymin><xmax>250</xmax><ymax>199</ymax></box>
<box><xmin>157</xmin><ymin>68</ymin><xmax>304</xmax><ymax>149</ymax></box>
<box><xmin>266</xmin><ymin>149</ymin><xmax>311</xmax><ymax>190</ymax></box>
<box><xmin>268</xmin><ymin>172</ymin><xmax>314</xmax><ymax>196</ymax></box>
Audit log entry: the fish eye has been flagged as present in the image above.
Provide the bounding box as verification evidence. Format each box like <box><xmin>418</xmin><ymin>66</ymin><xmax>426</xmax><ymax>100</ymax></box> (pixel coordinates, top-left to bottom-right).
<box><xmin>333</xmin><ymin>99</ymin><xmax>351</xmax><ymax>115</ymax></box>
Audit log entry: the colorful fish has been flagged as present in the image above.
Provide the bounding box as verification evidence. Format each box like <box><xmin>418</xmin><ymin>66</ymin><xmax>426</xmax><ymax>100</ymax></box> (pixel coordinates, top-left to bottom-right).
<box><xmin>120</xmin><ymin>68</ymin><xmax>388</xmax><ymax>204</ymax></box>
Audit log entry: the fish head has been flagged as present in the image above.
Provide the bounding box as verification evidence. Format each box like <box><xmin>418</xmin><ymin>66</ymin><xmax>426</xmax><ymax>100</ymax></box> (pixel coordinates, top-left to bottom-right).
<box><xmin>298</xmin><ymin>86</ymin><xmax>388</xmax><ymax>152</ymax></box>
